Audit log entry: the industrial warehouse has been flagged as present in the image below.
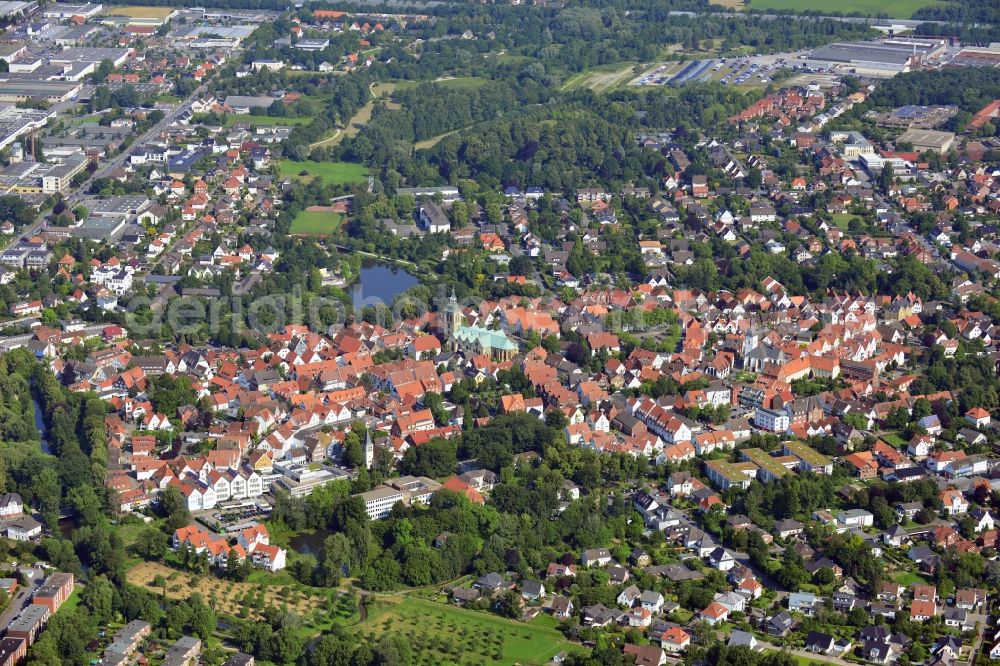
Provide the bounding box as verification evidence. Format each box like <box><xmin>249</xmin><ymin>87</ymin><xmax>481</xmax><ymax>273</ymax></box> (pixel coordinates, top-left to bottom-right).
<box><xmin>806</xmin><ymin>38</ymin><xmax>948</xmax><ymax>76</ymax></box>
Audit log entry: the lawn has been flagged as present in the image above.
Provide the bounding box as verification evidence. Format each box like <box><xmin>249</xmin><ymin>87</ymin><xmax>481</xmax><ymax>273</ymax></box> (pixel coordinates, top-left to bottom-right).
<box><xmin>101</xmin><ymin>5</ymin><xmax>176</xmax><ymax>18</ymax></box>
<box><xmin>290</xmin><ymin>210</ymin><xmax>344</xmax><ymax>236</ymax></box>
<box><xmin>356</xmin><ymin>597</ymin><xmax>586</xmax><ymax>666</ymax></box>
<box><xmin>278</xmin><ymin>160</ymin><xmax>368</xmax><ymax>185</ymax></box>
<box><xmin>894</xmin><ymin>571</ymin><xmax>930</xmax><ymax>586</ymax></box>
<box><xmin>746</xmin><ymin>0</ymin><xmax>942</xmax><ymax>19</ymax></box>
<box><xmin>881</xmin><ymin>432</ymin><xmax>907</xmax><ymax>448</ymax></box>
<box><xmin>829</xmin><ymin>213</ymin><xmax>858</xmax><ymax>230</ymax></box>
<box><xmin>57</xmin><ymin>587</ymin><xmax>82</xmax><ymax>615</ymax></box>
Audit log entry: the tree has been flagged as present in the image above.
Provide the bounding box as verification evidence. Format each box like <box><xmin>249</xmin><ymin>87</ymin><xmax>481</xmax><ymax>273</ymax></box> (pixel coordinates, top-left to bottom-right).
<box><xmin>496</xmin><ymin>589</ymin><xmax>523</xmax><ymax>619</ymax></box>
<box><xmin>317</xmin><ymin>533</ymin><xmax>351</xmax><ymax>586</ymax></box>
<box><xmin>80</xmin><ymin>575</ymin><xmax>114</xmax><ymax>624</ymax></box>
<box><xmin>160</xmin><ymin>485</ymin><xmax>191</xmax><ymax>531</ymax></box>
<box><xmin>134</xmin><ymin>527</ymin><xmax>168</xmax><ymax>560</ymax></box>
<box><xmin>341</xmin><ymin>432</ymin><xmax>365</xmax><ymax>469</ymax></box>
<box><xmin>813</xmin><ymin>566</ymin><xmax>835</xmax><ymax>586</ymax></box>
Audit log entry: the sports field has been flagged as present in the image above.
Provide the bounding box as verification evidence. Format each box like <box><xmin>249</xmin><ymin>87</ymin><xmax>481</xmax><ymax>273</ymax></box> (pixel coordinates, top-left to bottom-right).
<box><xmin>290</xmin><ymin>209</ymin><xmax>344</xmax><ymax>235</ymax></box>
<box><xmin>356</xmin><ymin>596</ymin><xmax>585</xmax><ymax>666</ymax></box>
<box><xmin>746</xmin><ymin>0</ymin><xmax>941</xmax><ymax>19</ymax></box>
<box><xmin>278</xmin><ymin>160</ymin><xmax>368</xmax><ymax>185</ymax></box>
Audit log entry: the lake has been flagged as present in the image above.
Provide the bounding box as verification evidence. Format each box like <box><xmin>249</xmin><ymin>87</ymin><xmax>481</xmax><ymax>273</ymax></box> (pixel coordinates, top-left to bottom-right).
<box><xmin>289</xmin><ymin>529</ymin><xmax>331</xmax><ymax>555</ymax></box>
<box><xmin>354</xmin><ymin>260</ymin><xmax>419</xmax><ymax>305</ymax></box>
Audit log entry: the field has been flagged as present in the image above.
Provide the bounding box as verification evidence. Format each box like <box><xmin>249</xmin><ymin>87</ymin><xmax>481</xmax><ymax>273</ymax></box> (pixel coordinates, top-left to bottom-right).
<box><xmin>894</xmin><ymin>571</ymin><xmax>930</xmax><ymax>586</ymax></box>
<box><xmin>356</xmin><ymin>596</ymin><xmax>585</xmax><ymax>666</ymax></box>
<box><xmin>290</xmin><ymin>209</ymin><xmax>344</xmax><ymax>236</ymax></box>
<box><xmin>225</xmin><ymin>116</ymin><xmax>314</xmax><ymax>128</ymax></box>
<box><xmin>710</xmin><ymin>0</ymin><xmax>747</xmax><ymax>8</ymax></box>
<box><xmin>414</xmin><ymin>127</ymin><xmax>465</xmax><ymax>151</ymax></box>
<box><xmin>429</xmin><ymin>76</ymin><xmax>488</xmax><ymax>91</ymax></box>
<box><xmin>278</xmin><ymin>160</ymin><xmax>368</xmax><ymax>185</ymax></box>
<box><xmin>561</xmin><ymin>64</ymin><xmax>638</xmax><ymax>92</ymax></box>
<box><xmin>127</xmin><ymin>560</ymin><xmax>334</xmax><ymax>622</ymax></box>
<box><xmin>309</xmin><ymin>82</ymin><xmax>398</xmax><ymax>148</ymax></box>
<box><xmin>829</xmin><ymin>213</ymin><xmax>858</xmax><ymax>230</ymax></box>
<box><xmin>746</xmin><ymin>0</ymin><xmax>941</xmax><ymax>19</ymax></box>
<box><xmin>101</xmin><ymin>5</ymin><xmax>176</xmax><ymax>19</ymax></box>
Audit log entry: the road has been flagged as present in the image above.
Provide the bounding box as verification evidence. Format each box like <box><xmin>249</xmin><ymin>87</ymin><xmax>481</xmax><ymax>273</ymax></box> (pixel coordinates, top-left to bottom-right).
<box><xmin>0</xmin><ymin>567</ymin><xmax>45</xmax><ymax>628</ymax></box>
<box><xmin>666</xmin><ymin>10</ymin><xmax>992</xmax><ymax>28</ymax></box>
<box><xmin>66</xmin><ymin>83</ymin><xmax>208</xmax><ymax>208</ymax></box>
<box><xmin>15</xmin><ymin>83</ymin><xmax>208</xmax><ymax>246</ymax></box>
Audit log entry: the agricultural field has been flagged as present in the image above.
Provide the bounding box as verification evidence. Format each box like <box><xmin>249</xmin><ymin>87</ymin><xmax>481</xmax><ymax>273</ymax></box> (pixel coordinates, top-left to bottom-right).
<box><xmin>278</xmin><ymin>160</ymin><xmax>368</xmax><ymax>185</ymax></box>
<box><xmin>290</xmin><ymin>209</ymin><xmax>344</xmax><ymax>236</ymax></box>
<box><xmin>709</xmin><ymin>0</ymin><xmax>747</xmax><ymax>8</ymax></box>
<box><xmin>355</xmin><ymin>597</ymin><xmax>585</xmax><ymax>666</ymax></box>
<box><xmin>745</xmin><ymin>0</ymin><xmax>941</xmax><ymax>19</ymax></box>
<box><xmin>101</xmin><ymin>5</ymin><xmax>176</xmax><ymax>19</ymax></box>
<box><xmin>127</xmin><ymin>560</ymin><xmax>334</xmax><ymax>622</ymax></box>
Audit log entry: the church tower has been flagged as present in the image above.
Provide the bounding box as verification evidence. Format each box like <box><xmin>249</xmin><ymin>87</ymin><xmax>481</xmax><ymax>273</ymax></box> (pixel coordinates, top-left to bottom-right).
<box><xmin>443</xmin><ymin>289</ymin><xmax>463</xmax><ymax>345</ymax></box>
<box><xmin>364</xmin><ymin>428</ymin><xmax>374</xmax><ymax>470</ymax></box>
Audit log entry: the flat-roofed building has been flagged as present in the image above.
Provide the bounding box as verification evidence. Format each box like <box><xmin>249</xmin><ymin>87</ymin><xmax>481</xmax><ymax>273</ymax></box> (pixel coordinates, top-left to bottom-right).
<box><xmin>781</xmin><ymin>440</ymin><xmax>833</xmax><ymax>474</ymax></box>
<box><xmin>32</xmin><ymin>572</ymin><xmax>74</xmax><ymax>612</ymax></box>
<box><xmin>104</xmin><ymin>619</ymin><xmax>151</xmax><ymax>659</ymax></box>
<box><xmin>357</xmin><ymin>485</ymin><xmax>404</xmax><ymax>520</ymax></box>
<box><xmin>0</xmin><ymin>637</ymin><xmax>27</xmax><ymax>666</ymax></box>
<box><xmin>740</xmin><ymin>448</ymin><xmax>795</xmax><ymax>483</ymax></box>
<box><xmin>44</xmin><ymin>3</ymin><xmax>103</xmax><ymax>19</ymax></box>
<box><xmin>898</xmin><ymin>128</ymin><xmax>955</xmax><ymax>154</ymax></box>
<box><xmin>387</xmin><ymin>475</ymin><xmax>442</xmax><ymax>506</ymax></box>
<box><xmin>163</xmin><ymin>636</ymin><xmax>201</xmax><ymax>666</ymax></box>
<box><xmin>704</xmin><ymin>459</ymin><xmax>756</xmax><ymax>491</ymax></box>
<box><xmin>0</xmin><ymin>80</ymin><xmax>82</xmax><ymax>103</ymax></box>
<box><xmin>6</xmin><ymin>604</ymin><xmax>50</xmax><ymax>643</ymax></box>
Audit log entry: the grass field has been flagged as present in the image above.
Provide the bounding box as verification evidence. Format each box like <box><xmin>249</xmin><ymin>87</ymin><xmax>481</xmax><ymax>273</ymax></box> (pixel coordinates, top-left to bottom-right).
<box><xmin>829</xmin><ymin>213</ymin><xmax>858</xmax><ymax>230</ymax></box>
<box><xmin>430</xmin><ymin>76</ymin><xmax>488</xmax><ymax>90</ymax></box>
<box><xmin>127</xmin><ymin>560</ymin><xmax>333</xmax><ymax>621</ymax></box>
<box><xmin>101</xmin><ymin>5</ymin><xmax>176</xmax><ymax>18</ymax></box>
<box><xmin>894</xmin><ymin>571</ymin><xmax>930</xmax><ymax>586</ymax></box>
<box><xmin>226</xmin><ymin>115</ymin><xmax>314</xmax><ymax>128</ymax></box>
<box><xmin>290</xmin><ymin>210</ymin><xmax>344</xmax><ymax>235</ymax></box>
<box><xmin>357</xmin><ymin>597</ymin><xmax>585</xmax><ymax>666</ymax></box>
<box><xmin>309</xmin><ymin>83</ymin><xmax>397</xmax><ymax>148</ymax></box>
<box><xmin>746</xmin><ymin>0</ymin><xmax>941</xmax><ymax>18</ymax></box>
<box><xmin>561</xmin><ymin>64</ymin><xmax>638</xmax><ymax>92</ymax></box>
<box><xmin>881</xmin><ymin>432</ymin><xmax>907</xmax><ymax>448</ymax></box>
<box><xmin>414</xmin><ymin>127</ymin><xmax>465</xmax><ymax>150</ymax></box>
<box><xmin>278</xmin><ymin>160</ymin><xmax>368</xmax><ymax>185</ymax></box>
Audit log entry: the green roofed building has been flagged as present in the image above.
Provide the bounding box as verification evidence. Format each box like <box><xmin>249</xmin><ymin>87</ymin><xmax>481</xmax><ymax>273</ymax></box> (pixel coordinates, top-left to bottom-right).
<box><xmin>781</xmin><ymin>440</ymin><xmax>833</xmax><ymax>475</ymax></box>
<box><xmin>453</xmin><ymin>325</ymin><xmax>517</xmax><ymax>362</ymax></box>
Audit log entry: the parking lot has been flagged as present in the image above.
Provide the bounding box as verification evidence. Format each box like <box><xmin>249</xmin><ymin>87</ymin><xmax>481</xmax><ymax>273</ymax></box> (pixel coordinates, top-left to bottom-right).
<box><xmin>630</xmin><ymin>50</ymin><xmax>813</xmax><ymax>88</ymax></box>
<box><xmin>195</xmin><ymin>498</ymin><xmax>273</xmax><ymax>532</ymax></box>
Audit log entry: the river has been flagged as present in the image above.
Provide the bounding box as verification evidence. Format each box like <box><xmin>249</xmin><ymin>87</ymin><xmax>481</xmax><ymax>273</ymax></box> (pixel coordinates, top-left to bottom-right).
<box><xmin>353</xmin><ymin>260</ymin><xmax>419</xmax><ymax>305</ymax></box>
<box><xmin>32</xmin><ymin>397</ymin><xmax>51</xmax><ymax>455</ymax></box>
